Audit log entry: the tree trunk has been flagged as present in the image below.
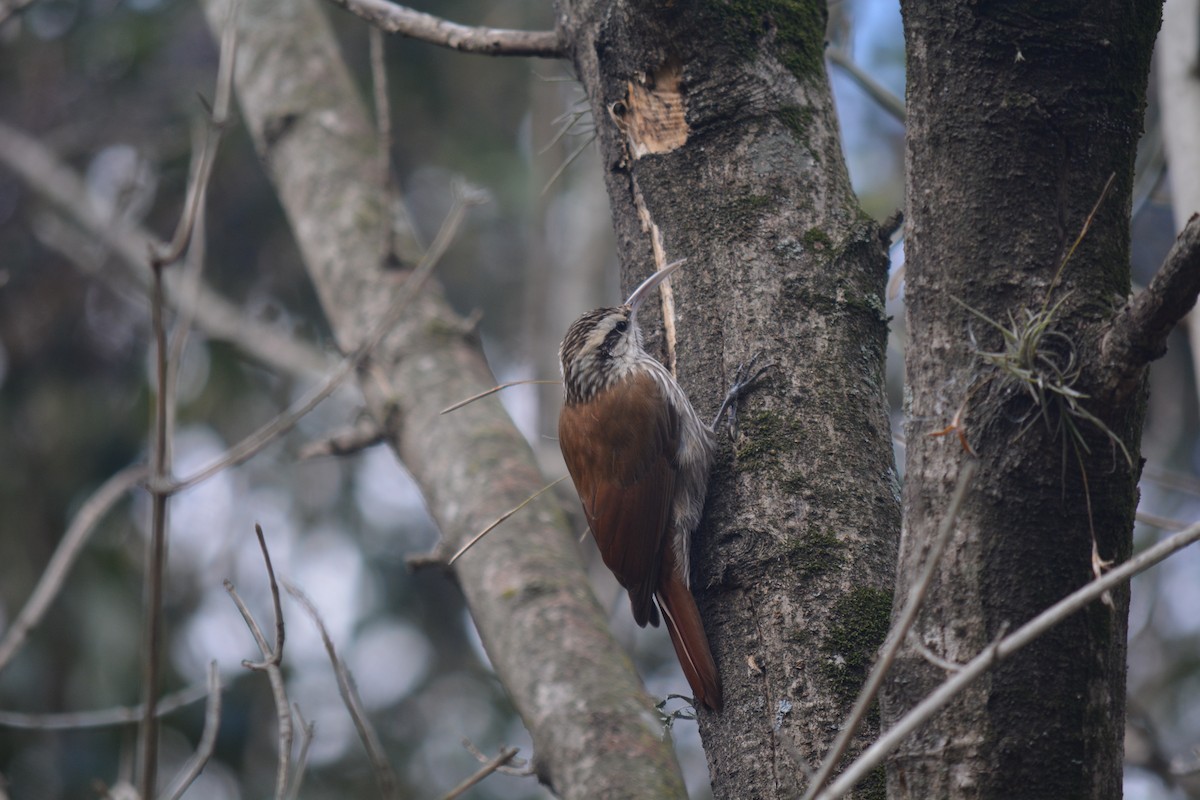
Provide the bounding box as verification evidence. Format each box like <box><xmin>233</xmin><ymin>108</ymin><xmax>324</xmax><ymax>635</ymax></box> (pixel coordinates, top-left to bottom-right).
<box><xmin>888</xmin><ymin>3</ymin><xmax>1162</xmax><ymax>798</ymax></box>
<box><xmin>200</xmin><ymin>0</ymin><xmax>690</xmax><ymax>796</ymax></box>
<box><xmin>560</xmin><ymin>2</ymin><xmax>900</xmax><ymax>796</ymax></box>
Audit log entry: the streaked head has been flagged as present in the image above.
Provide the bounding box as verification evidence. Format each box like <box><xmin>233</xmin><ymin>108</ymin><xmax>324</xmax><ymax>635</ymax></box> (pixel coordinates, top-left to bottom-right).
<box><xmin>559</xmin><ymin>259</ymin><xmax>686</xmax><ymax>405</ymax></box>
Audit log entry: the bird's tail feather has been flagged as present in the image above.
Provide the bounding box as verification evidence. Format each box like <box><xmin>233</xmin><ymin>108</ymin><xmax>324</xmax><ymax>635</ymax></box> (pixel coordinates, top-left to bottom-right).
<box><xmin>657</xmin><ymin>569</ymin><xmax>722</xmax><ymax>711</ymax></box>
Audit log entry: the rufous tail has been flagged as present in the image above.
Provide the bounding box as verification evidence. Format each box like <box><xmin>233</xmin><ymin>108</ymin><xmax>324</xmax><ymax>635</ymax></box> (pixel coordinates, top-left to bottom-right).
<box><xmin>656</xmin><ymin>568</ymin><xmax>722</xmax><ymax>711</ymax></box>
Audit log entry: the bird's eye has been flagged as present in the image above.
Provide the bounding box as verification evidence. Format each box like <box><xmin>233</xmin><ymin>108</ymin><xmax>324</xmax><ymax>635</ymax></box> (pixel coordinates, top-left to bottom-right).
<box><xmin>615</xmin><ymin>320</ymin><xmax>628</xmax><ymax>333</ymax></box>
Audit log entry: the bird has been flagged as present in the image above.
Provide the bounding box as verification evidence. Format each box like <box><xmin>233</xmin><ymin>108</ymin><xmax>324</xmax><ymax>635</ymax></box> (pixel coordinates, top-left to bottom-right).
<box><xmin>557</xmin><ymin>259</ymin><xmax>764</xmax><ymax>711</ymax></box>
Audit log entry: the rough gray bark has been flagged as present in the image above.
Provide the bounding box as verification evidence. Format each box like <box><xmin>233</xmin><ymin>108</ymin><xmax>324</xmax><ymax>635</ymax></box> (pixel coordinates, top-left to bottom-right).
<box><xmin>888</xmin><ymin>3</ymin><xmax>1163</xmax><ymax>798</ymax></box>
<box><xmin>559</xmin><ymin>2</ymin><xmax>900</xmax><ymax>797</ymax></box>
<box><xmin>199</xmin><ymin>0</ymin><xmax>689</xmax><ymax>796</ymax></box>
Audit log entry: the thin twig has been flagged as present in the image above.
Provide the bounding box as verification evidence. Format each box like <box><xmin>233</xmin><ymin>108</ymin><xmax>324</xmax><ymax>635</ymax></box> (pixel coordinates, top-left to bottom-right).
<box><xmin>0</xmin><ymin>123</ymin><xmax>330</xmax><ymax>378</ymax></box>
<box><xmin>138</xmin><ymin>12</ymin><xmax>241</xmax><ymax>791</ymax></box>
<box><xmin>153</xmin><ymin>0</ymin><xmax>240</xmax><ymax>267</ymax></box>
<box><xmin>298</xmin><ymin>417</ymin><xmax>384</xmax><ymax>459</ymax></box>
<box><xmin>225</xmin><ymin>525</ymin><xmax>292</xmax><ymax>799</ymax></box>
<box><xmin>286</xmin><ymin>704</ymin><xmax>317</xmax><ymax>800</ymax></box>
<box><xmin>440</xmin><ymin>747</ymin><xmax>520</xmax><ymax>800</ymax></box>
<box><xmin>448</xmin><ymin>476</ymin><xmax>570</xmax><ymax>565</ymax></box>
<box><xmin>1142</xmin><ymin>462</ymin><xmax>1200</xmax><ymax>498</ymax></box>
<box><xmin>440</xmin><ymin>379</ymin><xmax>561</xmax><ymax>415</ymax></box>
<box><xmin>1135</xmin><ymin>510</ymin><xmax>1189</xmax><ymax>532</ymax></box>
<box><xmin>802</xmin><ymin>461</ymin><xmax>976</xmax><ymax>800</ymax></box>
<box><xmin>905</xmin><ymin>631</ymin><xmax>964</xmax><ymax>673</ymax></box>
<box><xmin>1044</xmin><ymin>172</ymin><xmax>1115</xmax><ymax>310</ymax></box>
<box><xmin>224</xmin><ymin>581</ymin><xmax>271</xmax><ymax>655</ymax></box>
<box><xmin>285</xmin><ymin>581</ymin><xmax>399</xmax><ymax>799</ymax></box>
<box><xmin>138</xmin><ymin>257</ymin><xmax>171</xmax><ymax>799</ymax></box>
<box><xmin>162</xmin><ymin>187</ymin><xmax>483</xmax><ymax>495</ymax></box>
<box><xmin>815</xmin><ymin>520</ymin><xmax>1200</xmax><ymax>800</ymax></box>
<box><xmin>0</xmin><ymin>682</ymin><xmax>211</xmax><ymax>730</ymax></box>
<box><xmin>324</xmin><ymin>0</ymin><xmax>563</xmax><ymax>58</ymax></box>
<box><xmin>0</xmin><ymin>464</ymin><xmax>146</xmax><ymax>674</ymax></box>
<box><xmin>159</xmin><ymin>662</ymin><xmax>222</xmax><ymax>800</ymax></box>
<box><xmin>541</xmin><ymin>131</ymin><xmax>597</xmax><ymax>195</ymax></box>
<box><xmin>244</xmin><ymin>525</ymin><xmax>285</xmax><ymax>667</ymax></box>
<box><xmin>461</xmin><ymin>737</ymin><xmax>532</xmax><ymax>776</ymax></box>
<box><xmin>164</xmin><ymin>187</ymin><xmax>208</xmax><ymax>454</ymax></box>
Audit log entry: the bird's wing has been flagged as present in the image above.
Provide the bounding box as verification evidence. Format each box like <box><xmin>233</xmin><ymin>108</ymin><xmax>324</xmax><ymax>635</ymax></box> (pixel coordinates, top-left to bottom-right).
<box><xmin>558</xmin><ymin>370</ymin><xmax>679</xmax><ymax>627</ymax></box>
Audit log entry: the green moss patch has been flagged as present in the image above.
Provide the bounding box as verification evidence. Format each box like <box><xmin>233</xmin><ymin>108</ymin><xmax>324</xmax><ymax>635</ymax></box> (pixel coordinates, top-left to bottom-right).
<box><xmin>785</xmin><ymin>529</ymin><xmax>846</xmax><ymax>576</ymax></box>
<box><xmin>705</xmin><ymin>0</ymin><xmax>827</xmax><ymax>83</ymax></box>
<box><xmin>735</xmin><ymin>409</ymin><xmax>807</xmax><ymax>472</ymax></box>
<box><xmin>820</xmin><ymin>586</ymin><xmax>892</xmax><ymax>703</ymax></box>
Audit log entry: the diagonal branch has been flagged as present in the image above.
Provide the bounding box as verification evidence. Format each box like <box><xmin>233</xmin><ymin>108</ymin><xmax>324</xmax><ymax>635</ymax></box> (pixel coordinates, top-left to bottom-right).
<box><xmin>802</xmin><ymin>461</ymin><xmax>976</xmax><ymax>800</ymax></box>
<box><xmin>0</xmin><ymin>120</ymin><xmax>332</xmax><ymax>380</ymax></box>
<box><xmin>1102</xmin><ymin>212</ymin><xmax>1200</xmax><ymax>398</ymax></box>
<box><xmin>323</xmin><ymin>0</ymin><xmax>564</xmax><ymax>58</ymax></box>
<box><xmin>285</xmin><ymin>581</ymin><xmax>399</xmax><ymax>799</ymax></box>
<box><xmin>0</xmin><ymin>681</ymin><xmax>211</xmax><ymax>730</ymax></box>
<box><xmin>0</xmin><ymin>464</ymin><xmax>147</xmax><ymax>674</ymax></box>
<box><xmin>815</xmin><ymin>520</ymin><xmax>1200</xmax><ymax>800</ymax></box>
<box><xmin>159</xmin><ymin>662</ymin><xmax>223</xmax><ymax>800</ymax></box>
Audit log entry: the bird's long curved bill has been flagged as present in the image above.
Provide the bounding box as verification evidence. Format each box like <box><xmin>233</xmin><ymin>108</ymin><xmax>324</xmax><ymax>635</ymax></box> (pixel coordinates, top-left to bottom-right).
<box><xmin>625</xmin><ymin>258</ymin><xmax>688</xmax><ymax>319</ymax></box>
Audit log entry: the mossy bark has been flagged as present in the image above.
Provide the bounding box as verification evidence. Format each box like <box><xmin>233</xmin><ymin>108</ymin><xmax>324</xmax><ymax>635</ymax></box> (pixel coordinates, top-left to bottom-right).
<box><xmin>560</xmin><ymin>1</ymin><xmax>900</xmax><ymax>797</ymax></box>
<box><xmin>888</xmin><ymin>2</ymin><xmax>1162</xmax><ymax>798</ymax></box>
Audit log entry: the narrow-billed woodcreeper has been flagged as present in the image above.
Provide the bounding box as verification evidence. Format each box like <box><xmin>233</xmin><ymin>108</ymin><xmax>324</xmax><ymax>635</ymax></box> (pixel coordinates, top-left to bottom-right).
<box><xmin>558</xmin><ymin>260</ymin><xmax>760</xmax><ymax>711</ymax></box>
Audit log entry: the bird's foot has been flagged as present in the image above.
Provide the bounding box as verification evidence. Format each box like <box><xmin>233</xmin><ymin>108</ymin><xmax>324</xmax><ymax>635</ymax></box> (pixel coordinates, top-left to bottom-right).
<box><xmin>710</xmin><ymin>352</ymin><xmax>774</xmax><ymax>438</ymax></box>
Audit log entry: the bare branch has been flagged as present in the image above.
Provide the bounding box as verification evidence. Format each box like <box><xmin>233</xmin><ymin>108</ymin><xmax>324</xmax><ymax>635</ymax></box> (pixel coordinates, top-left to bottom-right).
<box><xmin>164</xmin><ymin>187</ymin><xmax>208</xmax><ymax>455</ymax></box>
<box><xmin>816</xmin><ymin>520</ymin><xmax>1200</xmax><ymax>800</ymax></box>
<box><xmin>460</xmin><ymin>737</ymin><xmax>532</xmax><ymax>776</ymax></box>
<box><xmin>139</xmin><ymin>10</ymin><xmax>241</xmax><ymax>791</ymax></box>
<box><xmin>0</xmin><ymin>682</ymin><xmax>210</xmax><ymax>730</ymax></box>
<box><xmin>225</xmin><ymin>525</ymin><xmax>292</xmax><ymax>798</ymax></box>
<box><xmin>286</xmin><ymin>704</ymin><xmax>317</xmax><ymax>800</ymax></box>
<box><xmin>1102</xmin><ymin>213</ymin><xmax>1200</xmax><ymax>397</ymax></box>
<box><xmin>905</xmin><ymin>631</ymin><xmax>964</xmax><ymax>673</ymax></box>
<box><xmin>0</xmin><ymin>121</ymin><xmax>331</xmax><ymax>380</ymax></box>
<box><xmin>160</xmin><ymin>662</ymin><xmax>222</xmax><ymax>800</ymax></box>
<box><xmin>284</xmin><ymin>581</ymin><xmax>399</xmax><ymax>799</ymax></box>
<box><xmin>298</xmin><ymin>417</ymin><xmax>384</xmax><ymax>459</ymax></box>
<box><xmin>439</xmin><ymin>747</ymin><xmax>520</xmax><ymax>800</ymax></box>
<box><xmin>162</xmin><ymin>187</ymin><xmax>481</xmax><ymax>495</ymax></box>
<box><xmin>802</xmin><ymin>460</ymin><xmax>976</xmax><ymax>800</ymax></box>
<box><xmin>1143</xmin><ymin>462</ymin><xmax>1200</xmax><ymax>497</ymax></box>
<box><xmin>153</xmin><ymin>2</ymin><xmax>239</xmax><ymax>267</ymax></box>
<box><xmin>1136</xmin><ymin>510</ymin><xmax>1191</xmax><ymax>532</ymax></box>
<box><xmin>257</xmin><ymin>526</ymin><xmax>286</xmax><ymax>664</ymax></box>
<box><xmin>0</xmin><ymin>464</ymin><xmax>146</xmax><ymax>674</ymax></box>
<box><xmin>825</xmin><ymin>48</ymin><xmax>905</xmax><ymax>123</ymax></box>
<box><xmin>324</xmin><ymin>0</ymin><xmax>564</xmax><ymax>58</ymax></box>
<box><xmin>439</xmin><ymin>379</ymin><xmax>562</xmax><ymax>415</ymax></box>
<box><xmin>137</xmin><ymin>233</ymin><xmax>172</xmax><ymax>800</ymax></box>
<box><xmin>224</xmin><ymin>580</ymin><xmax>271</xmax><ymax>655</ymax></box>
<box><xmin>448</xmin><ymin>476</ymin><xmax>570</xmax><ymax>565</ymax></box>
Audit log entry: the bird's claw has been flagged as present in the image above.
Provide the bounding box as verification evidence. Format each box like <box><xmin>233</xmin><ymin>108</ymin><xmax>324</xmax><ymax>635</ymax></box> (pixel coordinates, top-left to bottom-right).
<box><xmin>712</xmin><ymin>352</ymin><xmax>775</xmax><ymax>438</ymax></box>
